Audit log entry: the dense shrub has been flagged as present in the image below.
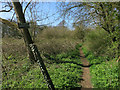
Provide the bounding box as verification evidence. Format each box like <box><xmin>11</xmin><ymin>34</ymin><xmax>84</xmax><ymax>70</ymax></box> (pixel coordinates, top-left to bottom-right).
<box><xmin>37</xmin><ymin>27</ymin><xmax>74</xmax><ymax>39</ymax></box>
<box><xmin>83</xmin><ymin>28</ymin><xmax>109</xmax><ymax>56</ymax></box>
<box><xmin>82</xmin><ymin>47</ymin><xmax>106</xmax><ymax>64</ymax></box>
<box><xmin>2</xmin><ymin>37</ymin><xmax>27</xmax><ymax>59</ymax></box>
<box><xmin>83</xmin><ymin>27</ymin><xmax>119</xmax><ymax>59</ymax></box>
<box><xmin>34</xmin><ymin>27</ymin><xmax>81</xmax><ymax>56</ymax></box>
<box><xmin>36</xmin><ymin>38</ymin><xmax>79</xmax><ymax>56</ymax></box>
<box><xmin>90</xmin><ymin>61</ymin><xmax>118</xmax><ymax>88</ymax></box>
<box><xmin>44</xmin><ymin>44</ymin><xmax>81</xmax><ymax>61</ymax></box>
<box><xmin>2</xmin><ymin>27</ymin><xmax>81</xmax><ymax>59</ymax></box>
<box><xmin>73</xmin><ymin>26</ymin><xmax>85</xmax><ymax>41</ymax></box>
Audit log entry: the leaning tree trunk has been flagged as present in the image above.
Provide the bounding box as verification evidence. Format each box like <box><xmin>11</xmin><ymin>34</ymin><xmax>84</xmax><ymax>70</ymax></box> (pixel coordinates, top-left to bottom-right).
<box><xmin>11</xmin><ymin>0</ymin><xmax>55</xmax><ymax>89</ymax></box>
<box><xmin>12</xmin><ymin>2</ymin><xmax>35</xmax><ymax>64</ymax></box>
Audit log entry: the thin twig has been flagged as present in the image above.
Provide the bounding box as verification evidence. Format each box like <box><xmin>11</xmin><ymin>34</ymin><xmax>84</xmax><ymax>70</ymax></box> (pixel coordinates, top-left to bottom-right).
<box><xmin>23</xmin><ymin>0</ymin><xmax>32</xmax><ymax>14</ymax></box>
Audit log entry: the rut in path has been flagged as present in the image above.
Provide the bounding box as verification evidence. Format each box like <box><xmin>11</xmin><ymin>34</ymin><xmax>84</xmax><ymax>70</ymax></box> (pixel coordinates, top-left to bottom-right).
<box><xmin>79</xmin><ymin>47</ymin><xmax>93</xmax><ymax>88</ymax></box>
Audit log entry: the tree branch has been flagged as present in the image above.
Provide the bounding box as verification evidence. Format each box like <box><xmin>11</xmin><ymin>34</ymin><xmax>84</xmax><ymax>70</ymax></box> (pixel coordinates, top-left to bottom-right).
<box><xmin>23</xmin><ymin>0</ymin><xmax>32</xmax><ymax>14</ymax></box>
<box><xmin>10</xmin><ymin>12</ymin><xmax>16</xmax><ymax>22</ymax></box>
<box><xmin>0</xmin><ymin>7</ymin><xmax>12</xmax><ymax>12</ymax></box>
<box><xmin>0</xmin><ymin>2</ymin><xmax>13</xmax><ymax>12</ymax></box>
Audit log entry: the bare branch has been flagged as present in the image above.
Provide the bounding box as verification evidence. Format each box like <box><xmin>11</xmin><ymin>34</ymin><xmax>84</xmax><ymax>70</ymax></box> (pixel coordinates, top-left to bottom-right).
<box><xmin>10</xmin><ymin>12</ymin><xmax>16</xmax><ymax>22</ymax></box>
<box><xmin>0</xmin><ymin>2</ymin><xmax>13</xmax><ymax>12</ymax></box>
<box><xmin>36</xmin><ymin>11</ymin><xmax>59</xmax><ymax>22</ymax></box>
<box><xmin>0</xmin><ymin>7</ymin><xmax>12</xmax><ymax>12</ymax></box>
<box><xmin>24</xmin><ymin>0</ymin><xmax>32</xmax><ymax>14</ymax></box>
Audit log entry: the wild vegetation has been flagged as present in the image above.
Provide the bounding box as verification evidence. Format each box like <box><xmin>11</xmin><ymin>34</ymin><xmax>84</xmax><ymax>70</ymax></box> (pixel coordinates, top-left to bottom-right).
<box><xmin>82</xmin><ymin>47</ymin><xmax>119</xmax><ymax>88</ymax></box>
<box><xmin>2</xmin><ymin>26</ymin><xmax>83</xmax><ymax>88</ymax></box>
<box><xmin>1</xmin><ymin>1</ymin><xmax>119</xmax><ymax>89</ymax></box>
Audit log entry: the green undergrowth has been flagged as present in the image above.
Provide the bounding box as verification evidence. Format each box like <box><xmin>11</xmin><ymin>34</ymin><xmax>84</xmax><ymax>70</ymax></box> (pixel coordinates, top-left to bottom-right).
<box><xmin>2</xmin><ymin>44</ymin><xmax>82</xmax><ymax>89</ymax></box>
<box><xmin>90</xmin><ymin>61</ymin><xmax>118</xmax><ymax>88</ymax></box>
<box><xmin>82</xmin><ymin>47</ymin><xmax>109</xmax><ymax>64</ymax></box>
<box><xmin>82</xmin><ymin>47</ymin><xmax>119</xmax><ymax>88</ymax></box>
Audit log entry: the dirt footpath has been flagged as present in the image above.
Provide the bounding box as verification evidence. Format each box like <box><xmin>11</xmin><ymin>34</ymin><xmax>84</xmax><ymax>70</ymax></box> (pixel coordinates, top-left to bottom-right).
<box><xmin>79</xmin><ymin>47</ymin><xmax>93</xmax><ymax>88</ymax></box>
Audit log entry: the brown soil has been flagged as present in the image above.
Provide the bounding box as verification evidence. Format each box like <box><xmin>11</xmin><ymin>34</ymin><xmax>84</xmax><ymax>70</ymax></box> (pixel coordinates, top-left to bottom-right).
<box><xmin>79</xmin><ymin>47</ymin><xmax>93</xmax><ymax>89</ymax></box>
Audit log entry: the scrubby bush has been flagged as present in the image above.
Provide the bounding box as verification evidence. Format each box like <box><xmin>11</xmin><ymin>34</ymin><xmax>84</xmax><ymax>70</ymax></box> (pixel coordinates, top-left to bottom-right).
<box><xmin>90</xmin><ymin>61</ymin><xmax>118</xmax><ymax>88</ymax></box>
<box><xmin>36</xmin><ymin>38</ymin><xmax>79</xmax><ymax>56</ymax></box>
<box><xmin>34</xmin><ymin>27</ymin><xmax>81</xmax><ymax>57</ymax></box>
<box><xmin>83</xmin><ymin>26</ymin><xmax>119</xmax><ymax>59</ymax></box>
<box><xmin>3</xmin><ymin>27</ymin><xmax>81</xmax><ymax>60</ymax></box>
<box><xmin>84</xmin><ymin>29</ymin><xmax>111</xmax><ymax>56</ymax></box>
<box><xmin>73</xmin><ymin>26</ymin><xmax>85</xmax><ymax>41</ymax></box>
<box><xmin>2</xmin><ymin>37</ymin><xmax>27</xmax><ymax>59</ymax></box>
<box><xmin>83</xmin><ymin>28</ymin><xmax>109</xmax><ymax>56</ymax></box>
<box><xmin>37</xmin><ymin>27</ymin><xmax>74</xmax><ymax>39</ymax></box>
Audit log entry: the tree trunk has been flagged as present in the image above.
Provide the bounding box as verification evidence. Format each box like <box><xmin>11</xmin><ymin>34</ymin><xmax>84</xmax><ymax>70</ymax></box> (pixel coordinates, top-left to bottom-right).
<box><xmin>11</xmin><ymin>1</ymin><xmax>55</xmax><ymax>89</ymax></box>
<box><xmin>11</xmin><ymin>1</ymin><xmax>35</xmax><ymax>64</ymax></box>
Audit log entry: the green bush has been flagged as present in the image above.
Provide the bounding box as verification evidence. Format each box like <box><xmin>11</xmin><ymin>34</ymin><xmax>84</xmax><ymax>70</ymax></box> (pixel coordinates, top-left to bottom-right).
<box><xmin>82</xmin><ymin>47</ymin><xmax>109</xmax><ymax>64</ymax></box>
<box><xmin>90</xmin><ymin>61</ymin><xmax>118</xmax><ymax>88</ymax></box>
<box><xmin>83</xmin><ymin>26</ymin><xmax>119</xmax><ymax>59</ymax></box>
<box><xmin>83</xmin><ymin>28</ymin><xmax>109</xmax><ymax>56</ymax></box>
<box><xmin>73</xmin><ymin>26</ymin><xmax>85</xmax><ymax>40</ymax></box>
<box><xmin>82</xmin><ymin>47</ymin><xmax>90</xmax><ymax>57</ymax></box>
<box><xmin>75</xmin><ymin>43</ymin><xmax>82</xmax><ymax>50</ymax></box>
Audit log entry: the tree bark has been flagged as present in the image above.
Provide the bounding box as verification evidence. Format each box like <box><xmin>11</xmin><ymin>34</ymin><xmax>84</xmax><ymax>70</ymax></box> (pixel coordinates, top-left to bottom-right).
<box><xmin>11</xmin><ymin>0</ymin><xmax>55</xmax><ymax>89</ymax></box>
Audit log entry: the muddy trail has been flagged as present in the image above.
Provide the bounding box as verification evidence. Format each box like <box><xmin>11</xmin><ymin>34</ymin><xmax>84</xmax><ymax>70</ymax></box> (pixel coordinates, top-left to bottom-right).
<box><xmin>79</xmin><ymin>47</ymin><xmax>93</xmax><ymax>89</ymax></box>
